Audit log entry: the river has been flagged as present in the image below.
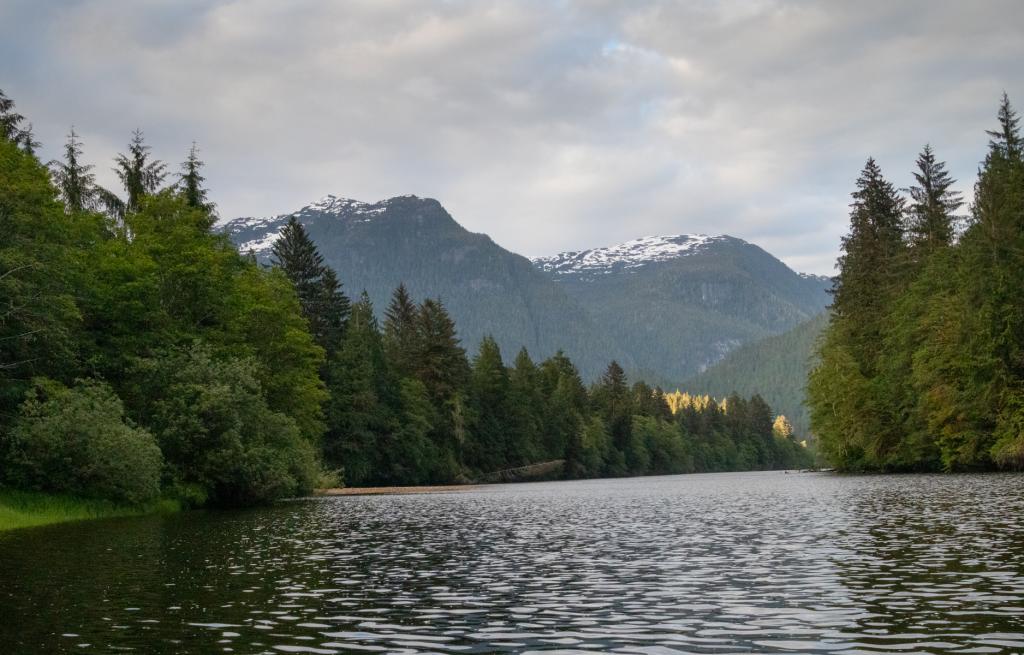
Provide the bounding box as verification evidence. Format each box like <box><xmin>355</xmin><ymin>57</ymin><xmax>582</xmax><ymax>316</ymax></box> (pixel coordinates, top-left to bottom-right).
<box><xmin>1</xmin><ymin>471</ymin><xmax>1022</xmax><ymax>654</ymax></box>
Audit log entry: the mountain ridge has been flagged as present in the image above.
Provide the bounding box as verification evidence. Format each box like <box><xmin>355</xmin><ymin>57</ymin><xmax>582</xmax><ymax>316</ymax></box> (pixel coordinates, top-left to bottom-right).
<box><xmin>221</xmin><ymin>194</ymin><xmax>831</xmax><ymax>382</ymax></box>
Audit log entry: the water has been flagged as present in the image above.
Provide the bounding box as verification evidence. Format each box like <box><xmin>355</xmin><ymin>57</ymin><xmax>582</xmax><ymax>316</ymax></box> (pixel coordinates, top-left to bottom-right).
<box><xmin>1</xmin><ymin>471</ymin><xmax>1023</xmax><ymax>654</ymax></box>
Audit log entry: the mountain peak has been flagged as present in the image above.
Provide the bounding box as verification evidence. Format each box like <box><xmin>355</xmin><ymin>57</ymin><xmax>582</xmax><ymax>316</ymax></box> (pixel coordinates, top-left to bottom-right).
<box><xmin>220</xmin><ymin>194</ymin><xmax>437</xmax><ymax>254</ymax></box>
<box><xmin>533</xmin><ymin>234</ymin><xmax>733</xmax><ymax>277</ymax></box>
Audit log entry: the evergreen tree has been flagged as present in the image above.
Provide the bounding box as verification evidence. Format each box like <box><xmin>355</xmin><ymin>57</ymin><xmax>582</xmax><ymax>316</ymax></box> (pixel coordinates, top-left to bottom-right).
<box><xmin>317</xmin><ymin>267</ymin><xmax>351</xmax><ymax>351</ymax></box>
<box><xmin>177</xmin><ymin>141</ymin><xmax>215</xmax><ymax>217</ymax></box>
<box><xmin>831</xmin><ymin>157</ymin><xmax>907</xmax><ymax>372</ymax></box>
<box><xmin>49</xmin><ymin>127</ymin><xmax>98</xmax><ymax>214</ymax></box>
<box><xmin>0</xmin><ymin>89</ymin><xmax>25</xmax><ymax>142</ymax></box>
<box><xmin>17</xmin><ymin>123</ymin><xmax>40</xmax><ymax>157</ymax></box>
<box><xmin>507</xmin><ymin>348</ymin><xmax>544</xmax><ymax>463</ymax></box>
<box><xmin>383</xmin><ymin>282</ymin><xmax>419</xmax><ymax>376</ymax></box>
<box><xmin>107</xmin><ymin>129</ymin><xmax>167</xmax><ymax>217</ymax></box>
<box><xmin>591</xmin><ymin>360</ymin><xmax>633</xmax><ymax>474</ymax></box>
<box><xmin>414</xmin><ymin>298</ymin><xmax>470</xmax><ymax>407</ymax></box>
<box><xmin>323</xmin><ymin>292</ymin><xmax>393</xmax><ymax>483</ymax></box>
<box><xmin>906</xmin><ymin>145</ymin><xmax>963</xmax><ymax>254</ymax></box>
<box><xmin>466</xmin><ymin>336</ymin><xmax>512</xmax><ymax>472</ymax></box>
<box><xmin>270</xmin><ymin>216</ymin><xmax>349</xmax><ymax>353</ymax></box>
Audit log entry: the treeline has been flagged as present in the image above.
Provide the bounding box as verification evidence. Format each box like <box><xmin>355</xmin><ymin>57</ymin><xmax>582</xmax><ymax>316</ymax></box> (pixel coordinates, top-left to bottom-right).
<box><xmin>808</xmin><ymin>94</ymin><xmax>1024</xmax><ymax>472</ymax></box>
<box><xmin>0</xmin><ymin>89</ymin><xmax>808</xmax><ymax>508</ymax></box>
<box><xmin>257</xmin><ymin>216</ymin><xmax>812</xmax><ymax>484</ymax></box>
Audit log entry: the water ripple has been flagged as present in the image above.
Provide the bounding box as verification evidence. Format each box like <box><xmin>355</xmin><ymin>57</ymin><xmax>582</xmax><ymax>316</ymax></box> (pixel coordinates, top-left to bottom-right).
<box><xmin>1</xmin><ymin>472</ymin><xmax>1023</xmax><ymax>653</ymax></box>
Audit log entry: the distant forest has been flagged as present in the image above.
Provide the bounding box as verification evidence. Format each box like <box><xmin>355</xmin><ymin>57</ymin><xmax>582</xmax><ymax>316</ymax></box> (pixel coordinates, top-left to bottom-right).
<box><xmin>809</xmin><ymin>94</ymin><xmax>1024</xmax><ymax>472</ymax></box>
<box><xmin>0</xmin><ymin>89</ymin><xmax>810</xmax><ymax>508</ymax></box>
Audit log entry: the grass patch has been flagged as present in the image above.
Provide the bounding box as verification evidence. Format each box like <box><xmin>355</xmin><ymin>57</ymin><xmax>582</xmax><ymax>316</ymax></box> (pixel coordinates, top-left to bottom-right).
<box><xmin>0</xmin><ymin>488</ymin><xmax>179</xmax><ymax>532</ymax></box>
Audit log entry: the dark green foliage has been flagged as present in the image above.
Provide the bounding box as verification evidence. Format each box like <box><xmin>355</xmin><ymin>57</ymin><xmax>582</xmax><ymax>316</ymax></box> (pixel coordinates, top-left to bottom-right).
<box><xmin>177</xmin><ymin>142</ymin><xmax>215</xmax><ymax>217</ymax></box>
<box><xmin>107</xmin><ymin>129</ymin><xmax>168</xmax><ymax>218</ymax></box>
<box><xmin>17</xmin><ymin>123</ymin><xmax>40</xmax><ymax>157</ymax></box>
<box><xmin>49</xmin><ymin>127</ymin><xmax>99</xmax><ymax>214</ymax></box>
<box><xmin>1</xmin><ymin>379</ymin><xmax>162</xmax><ymax>505</ymax></box>
<box><xmin>383</xmin><ymin>283</ymin><xmax>418</xmax><ymax>376</ymax></box>
<box><xmin>0</xmin><ymin>138</ymin><xmax>84</xmax><ymax>414</ymax></box>
<box><xmin>906</xmin><ymin>145</ymin><xmax>963</xmax><ymax>254</ymax></box>
<box><xmin>271</xmin><ymin>216</ymin><xmax>350</xmax><ymax>353</ymax></box>
<box><xmin>685</xmin><ymin>313</ymin><xmax>828</xmax><ymax>437</ymax></box>
<box><xmin>809</xmin><ymin>95</ymin><xmax>1024</xmax><ymax>472</ymax></box>
<box><xmin>0</xmin><ymin>89</ymin><xmax>25</xmax><ymax>143</ymax></box>
<box><xmin>466</xmin><ymin>336</ymin><xmax>513</xmax><ymax>472</ymax></box>
<box><xmin>132</xmin><ymin>346</ymin><xmax>318</xmax><ymax>507</ymax></box>
<box><xmin>0</xmin><ymin>89</ymin><xmax>327</xmax><ymax>508</ymax></box>
<box><xmin>0</xmin><ymin>87</ymin><xmax>821</xmax><ymax>507</ymax></box>
<box><xmin>322</xmin><ymin>293</ymin><xmax>396</xmax><ymax>484</ymax></box>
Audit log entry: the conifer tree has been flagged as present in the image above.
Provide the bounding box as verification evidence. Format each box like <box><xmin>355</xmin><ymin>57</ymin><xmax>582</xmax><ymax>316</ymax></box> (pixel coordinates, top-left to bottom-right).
<box><xmin>831</xmin><ymin>157</ymin><xmax>907</xmax><ymax>371</ymax></box>
<box><xmin>414</xmin><ymin>298</ymin><xmax>470</xmax><ymax>407</ymax></box>
<box><xmin>906</xmin><ymin>145</ymin><xmax>962</xmax><ymax>254</ymax></box>
<box><xmin>0</xmin><ymin>89</ymin><xmax>24</xmax><ymax>142</ymax></box>
<box><xmin>507</xmin><ymin>348</ymin><xmax>544</xmax><ymax>463</ymax></box>
<box><xmin>177</xmin><ymin>141</ymin><xmax>215</xmax><ymax>218</ymax></box>
<box><xmin>17</xmin><ymin>123</ymin><xmax>40</xmax><ymax>157</ymax></box>
<box><xmin>49</xmin><ymin>127</ymin><xmax>97</xmax><ymax>214</ymax></box>
<box><xmin>107</xmin><ymin>129</ymin><xmax>167</xmax><ymax>217</ymax></box>
<box><xmin>383</xmin><ymin>283</ymin><xmax>419</xmax><ymax>376</ymax></box>
<box><xmin>592</xmin><ymin>360</ymin><xmax>633</xmax><ymax>473</ymax></box>
<box><xmin>323</xmin><ymin>292</ymin><xmax>392</xmax><ymax>481</ymax></box>
<box><xmin>467</xmin><ymin>336</ymin><xmax>512</xmax><ymax>472</ymax></box>
<box><xmin>271</xmin><ymin>216</ymin><xmax>349</xmax><ymax>353</ymax></box>
<box><xmin>318</xmin><ymin>267</ymin><xmax>351</xmax><ymax>351</ymax></box>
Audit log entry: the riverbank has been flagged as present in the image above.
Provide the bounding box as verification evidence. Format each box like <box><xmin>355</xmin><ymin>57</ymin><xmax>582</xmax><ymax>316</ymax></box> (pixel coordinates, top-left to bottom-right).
<box><xmin>0</xmin><ymin>489</ymin><xmax>178</xmax><ymax>533</ymax></box>
<box><xmin>318</xmin><ymin>485</ymin><xmax>478</xmax><ymax>496</ymax></box>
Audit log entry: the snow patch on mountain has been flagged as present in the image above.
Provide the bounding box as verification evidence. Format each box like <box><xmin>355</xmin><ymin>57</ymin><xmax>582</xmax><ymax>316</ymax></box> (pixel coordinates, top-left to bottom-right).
<box><xmin>533</xmin><ymin>234</ymin><xmax>729</xmax><ymax>276</ymax></box>
<box><xmin>221</xmin><ymin>194</ymin><xmax>410</xmax><ymax>253</ymax></box>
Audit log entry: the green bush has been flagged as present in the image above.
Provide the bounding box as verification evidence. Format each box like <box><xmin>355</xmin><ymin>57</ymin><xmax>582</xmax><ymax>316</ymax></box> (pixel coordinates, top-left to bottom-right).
<box><xmin>134</xmin><ymin>345</ymin><xmax>320</xmax><ymax>506</ymax></box>
<box><xmin>1</xmin><ymin>379</ymin><xmax>163</xmax><ymax>505</ymax></box>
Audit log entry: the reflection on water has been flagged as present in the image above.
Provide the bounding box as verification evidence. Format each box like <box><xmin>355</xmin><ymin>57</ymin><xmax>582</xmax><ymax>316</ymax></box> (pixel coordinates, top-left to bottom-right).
<box><xmin>1</xmin><ymin>472</ymin><xmax>1023</xmax><ymax>654</ymax></box>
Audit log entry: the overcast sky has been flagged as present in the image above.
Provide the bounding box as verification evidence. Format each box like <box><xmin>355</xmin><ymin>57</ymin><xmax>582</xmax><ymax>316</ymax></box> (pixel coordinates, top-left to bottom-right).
<box><xmin>3</xmin><ymin>1</ymin><xmax>1022</xmax><ymax>274</ymax></box>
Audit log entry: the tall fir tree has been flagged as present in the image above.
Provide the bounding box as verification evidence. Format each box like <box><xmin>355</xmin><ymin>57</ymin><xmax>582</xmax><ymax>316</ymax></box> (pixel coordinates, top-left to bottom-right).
<box><xmin>323</xmin><ymin>292</ymin><xmax>393</xmax><ymax>482</ymax></box>
<box><xmin>49</xmin><ymin>127</ymin><xmax>98</xmax><ymax>214</ymax></box>
<box><xmin>270</xmin><ymin>216</ymin><xmax>350</xmax><ymax>353</ymax></box>
<box><xmin>17</xmin><ymin>123</ymin><xmax>40</xmax><ymax>157</ymax></box>
<box><xmin>414</xmin><ymin>298</ymin><xmax>470</xmax><ymax>408</ymax></box>
<box><xmin>383</xmin><ymin>282</ymin><xmax>419</xmax><ymax>376</ymax></box>
<box><xmin>106</xmin><ymin>129</ymin><xmax>167</xmax><ymax>217</ymax></box>
<box><xmin>831</xmin><ymin>157</ymin><xmax>907</xmax><ymax>373</ymax></box>
<box><xmin>0</xmin><ymin>89</ymin><xmax>24</xmax><ymax>143</ymax></box>
<box><xmin>177</xmin><ymin>141</ymin><xmax>215</xmax><ymax>218</ymax></box>
<box><xmin>467</xmin><ymin>336</ymin><xmax>512</xmax><ymax>472</ymax></box>
<box><xmin>906</xmin><ymin>145</ymin><xmax>963</xmax><ymax>255</ymax></box>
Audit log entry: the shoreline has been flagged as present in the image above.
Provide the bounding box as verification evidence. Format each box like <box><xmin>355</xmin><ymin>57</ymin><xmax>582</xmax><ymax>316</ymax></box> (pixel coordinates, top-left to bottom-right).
<box><xmin>317</xmin><ymin>485</ymin><xmax>479</xmax><ymax>496</ymax></box>
<box><xmin>0</xmin><ymin>488</ymin><xmax>178</xmax><ymax>533</ymax></box>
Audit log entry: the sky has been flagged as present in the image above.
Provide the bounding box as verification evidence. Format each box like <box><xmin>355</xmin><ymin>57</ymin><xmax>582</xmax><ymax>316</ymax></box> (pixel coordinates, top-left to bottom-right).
<box><xmin>2</xmin><ymin>1</ymin><xmax>1022</xmax><ymax>274</ymax></box>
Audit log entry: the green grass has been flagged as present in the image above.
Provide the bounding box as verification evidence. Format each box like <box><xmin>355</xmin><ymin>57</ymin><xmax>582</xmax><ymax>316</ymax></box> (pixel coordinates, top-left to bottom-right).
<box><xmin>0</xmin><ymin>488</ymin><xmax>179</xmax><ymax>532</ymax></box>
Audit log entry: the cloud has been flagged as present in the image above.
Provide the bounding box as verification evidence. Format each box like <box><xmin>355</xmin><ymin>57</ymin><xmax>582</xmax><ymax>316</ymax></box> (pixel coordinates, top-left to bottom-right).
<box><xmin>2</xmin><ymin>0</ymin><xmax>1022</xmax><ymax>273</ymax></box>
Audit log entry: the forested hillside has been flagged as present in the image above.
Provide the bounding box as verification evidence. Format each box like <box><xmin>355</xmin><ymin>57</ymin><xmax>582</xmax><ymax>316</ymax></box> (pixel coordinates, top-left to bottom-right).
<box><xmin>536</xmin><ymin>235</ymin><xmax>831</xmax><ymax>381</ymax></box>
<box><xmin>808</xmin><ymin>94</ymin><xmax>1024</xmax><ymax>472</ymax></box>
<box><xmin>222</xmin><ymin>196</ymin><xmax>633</xmax><ymax>380</ymax></box>
<box><xmin>0</xmin><ymin>89</ymin><xmax>811</xmax><ymax>511</ymax></box>
<box><xmin>684</xmin><ymin>313</ymin><xmax>828</xmax><ymax>438</ymax></box>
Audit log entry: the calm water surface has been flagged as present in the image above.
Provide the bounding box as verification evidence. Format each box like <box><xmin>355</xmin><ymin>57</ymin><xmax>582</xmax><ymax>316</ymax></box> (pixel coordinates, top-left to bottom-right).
<box><xmin>1</xmin><ymin>472</ymin><xmax>1023</xmax><ymax>654</ymax></box>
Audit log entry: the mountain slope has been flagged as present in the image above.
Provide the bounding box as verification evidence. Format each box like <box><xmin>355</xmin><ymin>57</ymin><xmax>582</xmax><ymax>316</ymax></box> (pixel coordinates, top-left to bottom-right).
<box><xmin>221</xmin><ymin>195</ymin><xmax>632</xmax><ymax>377</ymax></box>
<box><xmin>682</xmin><ymin>312</ymin><xmax>829</xmax><ymax>437</ymax></box>
<box><xmin>533</xmin><ymin>235</ymin><xmax>832</xmax><ymax>382</ymax></box>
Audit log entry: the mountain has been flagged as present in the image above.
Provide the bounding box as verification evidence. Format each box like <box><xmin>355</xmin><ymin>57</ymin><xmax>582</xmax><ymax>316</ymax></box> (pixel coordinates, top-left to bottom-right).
<box><xmin>681</xmin><ymin>312</ymin><xmax>829</xmax><ymax>437</ymax></box>
<box><xmin>533</xmin><ymin>235</ymin><xmax>832</xmax><ymax>382</ymax></box>
<box><xmin>221</xmin><ymin>195</ymin><xmax>632</xmax><ymax>377</ymax></box>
